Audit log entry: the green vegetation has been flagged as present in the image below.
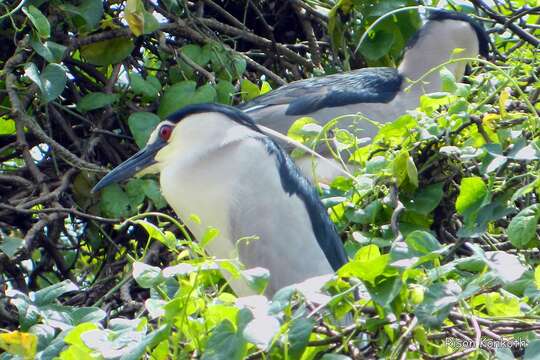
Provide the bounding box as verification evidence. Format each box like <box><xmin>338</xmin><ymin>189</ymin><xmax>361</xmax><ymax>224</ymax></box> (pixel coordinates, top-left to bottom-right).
<box><xmin>0</xmin><ymin>0</ymin><xmax>539</xmax><ymax>359</ymax></box>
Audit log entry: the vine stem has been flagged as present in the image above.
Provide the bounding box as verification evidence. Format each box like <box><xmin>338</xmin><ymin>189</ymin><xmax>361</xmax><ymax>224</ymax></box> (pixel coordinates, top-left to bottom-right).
<box><xmin>0</xmin><ymin>0</ymin><xmax>26</xmax><ymax>20</ymax></box>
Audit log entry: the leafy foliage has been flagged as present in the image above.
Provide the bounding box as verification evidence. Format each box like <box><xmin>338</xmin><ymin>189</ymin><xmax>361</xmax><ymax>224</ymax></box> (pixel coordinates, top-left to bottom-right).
<box><xmin>0</xmin><ymin>0</ymin><xmax>539</xmax><ymax>359</ymax></box>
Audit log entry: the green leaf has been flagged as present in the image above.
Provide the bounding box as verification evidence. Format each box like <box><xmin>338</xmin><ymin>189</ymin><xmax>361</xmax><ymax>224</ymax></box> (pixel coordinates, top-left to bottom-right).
<box><xmin>23</xmin><ymin>64</ymin><xmax>41</xmax><ymax>88</ymax></box>
<box><xmin>240</xmin><ymin>79</ymin><xmax>260</xmax><ymax>101</ymax></box>
<box><xmin>129</xmin><ymin>73</ymin><xmax>161</xmax><ymax>99</ymax></box>
<box><xmin>24</xmin><ymin>63</ymin><xmax>67</xmax><ymax>103</ymax></box>
<box><xmin>77</xmin><ymin>92</ymin><xmax>119</xmax><ymax>112</ymax></box>
<box><xmin>404</xmin><ymin>183</ymin><xmax>444</xmax><ymax>215</ymax></box>
<box><xmin>120</xmin><ymin>325</ymin><xmax>170</xmax><ymax>360</ymax></box>
<box><xmin>60</xmin><ymin>0</ymin><xmax>103</xmax><ymax>32</ymax></box>
<box><xmin>455</xmin><ymin>177</ymin><xmax>488</xmax><ymax>216</ymax></box>
<box><xmin>192</xmin><ymin>84</ymin><xmax>217</xmax><ymax>104</ymax></box>
<box><xmin>145</xmin><ymin>299</ymin><xmax>166</xmax><ymax>320</ymax></box>
<box><xmin>334</xmin><ymin>128</ymin><xmax>356</xmax><ymax>151</ymax></box>
<box><xmin>419</xmin><ymin>93</ymin><xmax>453</xmax><ymax>114</ymax></box>
<box><xmin>58</xmin><ymin>343</ymin><xmax>96</xmax><ymax>360</ymax></box>
<box><xmin>99</xmin><ymin>184</ymin><xmax>132</xmax><ymax>218</ymax></box>
<box><xmin>440</xmin><ymin>67</ymin><xmax>457</xmax><ymax>93</ymax></box>
<box><xmin>202</xmin><ymin>310</ymin><xmax>251</xmax><ymax>360</ymax></box>
<box><xmin>287</xmin><ymin>117</ymin><xmax>320</xmax><ymax>143</ymax></box>
<box><xmin>135</xmin><ymin>220</ymin><xmax>166</xmax><ymax>243</ymax></box>
<box><xmin>458</xmin><ymin>196</ymin><xmax>513</xmax><ymax>238</ymax></box>
<box><xmin>200</xmin><ymin>227</ymin><xmax>219</xmax><ymax>249</ymax></box>
<box><xmin>41</xmin><ymin>64</ymin><xmax>67</xmax><ymax>103</ymax></box>
<box><xmin>124</xmin><ymin>0</ymin><xmax>159</xmax><ymax>36</ymax></box>
<box><xmin>231</xmin><ymin>56</ymin><xmax>246</xmax><ymax>78</ymax></box>
<box><xmin>158</xmin><ymin>82</ymin><xmax>216</xmax><ymax>118</ymax></box>
<box><xmin>288</xmin><ymin>317</ymin><xmax>314</xmax><ymax>359</ymax></box>
<box><xmin>392</xmin><ymin>151</ymin><xmax>414</xmax><ymax>186</ymax></box>
<box><xmin>70</xmin><ymin>307</ymin><xmax>106</xmax><ymax>324</ymax></box>
<box><xmin>471</xmin><ymin>292</ymin><xmax>522</xmax><ymax>317</ymax></box>
<box><xmin>181</xmin><ymin>44</ymin><xmax>211</xmax><ymax>66</ymax></box>
<box><xmin>0</xmin><ymin>116</ymin><xmax>16</xmax><ymax>135</ymax></box>
<box><xmin>405</xmin><ymin>231</ymin><xmax>441</xmax><ymax>254</ymax></box>
<box><xmin>509</xmin><ymin>142</ymin><xmax>540</xmax><ymax>160</ymax></box>
<box><xmin>158</xmin><ymin>81</ymin><xmax>196</xmax><ymax>118</ymax></box>
<box><xmin>511</xmin><ymin>178</ymin><xmax>539</xmax><ymax>202</ymax></box>
<box><xmin>80</xmin><ymin>37</ymin><xmax>134</xmax><ymax>66</ymax></box>
<box><xmin>507</xmin><ymin>204</ymin><xmax>540</xmax><ymax>249</ymax></box>
<box><xmin>126</xmin><ymin>178</ymin><xmax>146</xmax><ymax>206</ymax></box>
<box><xmin>30</xmin><ymin>36</ymin><xmax>67</xmax><ymax>63</ymax></box>
<box><xmin>406</xmin><ymin>156</ymin><xmax>418</xmax><ymax>188</ymax></box>
<box><xmin>215</xmin><ymin>81</ymin><xmax>236</xmax><ymax>105</ymax></box>
<box><xmin>415</xmin><ymin>281</ymin><xmax>461</xmax><ymax>328</ymax></box>
<box><xmin>0</xmin><ymin>236</ymin><xmax>24</xmax><ymax>258</ymax></box>
<box><xmin>133</xmin><ymin>262</ymin><xmax>163</xmax><ymax>288</ymax></box>
<box><xmin>366</xmin><ymin>0</ymin><xmax>408</xmax><ymax>16</ymax></box>
<box><xmin>260</xmin><ymin>81</ymin><xmax>272</xmax><ymax>94</ymax></box>
<box><xmin>127</xmin><ymin>112</ymin><xmax>161</xmax><ymax>148</ymax></box>
<box><xmin>24</xmin><ymin>63</ymin><xmax>42</xmax><ymax>94</ymax></box>
<box><xmin>23</xmin><ymin>6</ymin><xmax>51</xmax><ymax>39</ymax></box>
<box><xmin>143</xmin><ymin>11</ymin><xmax>160</xmax><ymax>34</ymax></box>
<box><xmin>524</xmin><ymin>340</ymin><xmax>540</xmax><ymax>360</ymax></box>
<box><xmin>241</xmin><ymin>267</ymin><xmax>269</xmax><ymax>294</ymax></box>
<box><xmin>321</xmin><ymin>355</ymin><xmax>352</xmax><ymax>360</ymax></box>
<box><xmin>373</xmin><ymin>114</ymin><xmax>417</xmax><ymax>145</ymax></box>
<box><xmin>141</xmin><ymin>179</ymin><xmax>168</xmax><ymax>209</ymax></box>
<box><xmin>346</xmin><ymin>200</ymin><xmax>382</xmax><ymax>225</ymax></box>
<box><xmin>358</xmin><ymin>29</ymin><xmax>395</xmax><ymax>61</ymax></box>
<box><xmin>32</xmin><ymin>280</ymin><xmax>78</xmax><ymax>306</ymax></box>
<box><xmin>535</xmin><ymin>266</ymin><xmax>540</xmax><ymax>289</ymax></box>
<box><xmin>339</xmin><ymin>245</ymin><xmax>388</xmax><ymax>284</ymax></box>
<box><xmin>364</xmin><ymin>276</ymin><xmax>402</xmax><ymax>308</ymax></box>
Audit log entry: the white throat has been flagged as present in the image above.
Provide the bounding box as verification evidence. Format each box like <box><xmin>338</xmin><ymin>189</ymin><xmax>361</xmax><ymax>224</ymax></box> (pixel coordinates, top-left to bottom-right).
<box><xmin>398</xmin><ymin>19</ymin><xmax>480</xmax><ymax>92</ymax></box>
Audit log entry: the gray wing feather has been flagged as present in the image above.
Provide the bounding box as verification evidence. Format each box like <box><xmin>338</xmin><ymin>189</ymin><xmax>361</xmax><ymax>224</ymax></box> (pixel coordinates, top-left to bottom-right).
<box><xmin>238</xmin><ymin>67</ymin><xmax>403</xmax><ymax>116</ymax></box>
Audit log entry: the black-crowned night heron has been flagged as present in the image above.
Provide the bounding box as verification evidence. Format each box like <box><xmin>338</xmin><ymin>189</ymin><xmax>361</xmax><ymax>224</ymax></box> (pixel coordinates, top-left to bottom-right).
<box><xmin>92</xmin><ymin>104</ymin><xmax>348</xmax><ymax>297</ymax></box>
<box><xmin>239</xmin><ymin>10</ymin><xmax>490</xmax><ymax>181</ymax></box>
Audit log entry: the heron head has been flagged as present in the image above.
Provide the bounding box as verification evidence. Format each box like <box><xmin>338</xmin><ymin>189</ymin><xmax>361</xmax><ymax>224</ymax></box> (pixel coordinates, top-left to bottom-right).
<box><xmin>91</xmin><ymin>120</ymin><xmax>177</xmax><ymax>193</ymax></box>
<box><xmin>91</xmin><ymin>104</ymin><xmax>261</xmax><ymax>193</ymax></box>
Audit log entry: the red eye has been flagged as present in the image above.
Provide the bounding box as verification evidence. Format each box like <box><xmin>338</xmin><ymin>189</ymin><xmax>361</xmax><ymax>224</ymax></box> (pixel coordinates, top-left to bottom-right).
<box><xmin>159</xmin><ymin>125</ymin><xmax>173</xmax><ymax>141</ymax></box>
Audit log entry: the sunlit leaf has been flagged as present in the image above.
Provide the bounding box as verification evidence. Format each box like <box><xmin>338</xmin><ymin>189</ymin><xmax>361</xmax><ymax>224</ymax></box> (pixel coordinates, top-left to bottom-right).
<box><xmin>0</xmin><ymin>331</ymin><xmax>38</xmax><ymax>359</ymax></box>
<box><xmin>455</xmin><ymin>177</ymin><xmax>488</xmax><ymax>217</ymax></box>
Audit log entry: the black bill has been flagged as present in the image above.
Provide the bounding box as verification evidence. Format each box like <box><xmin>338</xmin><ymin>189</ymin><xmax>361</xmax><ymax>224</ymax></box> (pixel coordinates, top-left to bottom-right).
<box><xmin>91</xmin><ymin>140</ymin><xmax>165</xmax><ymax>193</ymax></box>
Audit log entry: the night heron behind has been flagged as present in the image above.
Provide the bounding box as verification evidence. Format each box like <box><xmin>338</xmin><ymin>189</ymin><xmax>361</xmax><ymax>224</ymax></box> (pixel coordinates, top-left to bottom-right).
<box><xmin>239</xmin><ymin>10</ymin><xmax>490</xmax><ymax>181</ymax></box>
<box><xmin>92</xmin><ymin>104</ymin><xmax>348</xmax><ymax>297</ymax></box>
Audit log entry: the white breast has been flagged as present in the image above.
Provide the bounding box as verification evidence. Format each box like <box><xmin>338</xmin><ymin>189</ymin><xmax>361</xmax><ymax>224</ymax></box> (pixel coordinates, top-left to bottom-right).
<box><xmin>159</xmin><ymin>125</ymin><xmax>334</xmax><ymax>296</ymax></box>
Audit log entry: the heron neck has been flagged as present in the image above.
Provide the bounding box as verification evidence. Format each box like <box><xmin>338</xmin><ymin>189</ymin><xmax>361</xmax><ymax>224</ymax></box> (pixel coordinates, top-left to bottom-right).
<box><xmin>397</xmin><ymin>19</ymin><xmax>479</xmax><ymax>93</ymax></box>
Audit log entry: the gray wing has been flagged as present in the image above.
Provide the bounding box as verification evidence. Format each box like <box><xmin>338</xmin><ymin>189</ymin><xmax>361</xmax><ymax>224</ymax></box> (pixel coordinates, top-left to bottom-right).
<box><xmin>238</xmin><ymin>67</ymin><xmax>403</xmax><ymax>116</ymax></box>
<box><xmin>257</xmin><ymin>137</ymin><xmax>348</xmax><ymax>271</ymax></box>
